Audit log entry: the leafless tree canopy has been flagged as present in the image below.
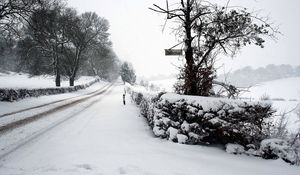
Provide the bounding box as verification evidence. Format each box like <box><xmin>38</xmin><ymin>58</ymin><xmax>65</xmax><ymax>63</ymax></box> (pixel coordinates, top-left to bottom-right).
<box><xmin>0</xmin><ymin>0</ymin><xmax>44</xmax><ymax>37</ymax></box>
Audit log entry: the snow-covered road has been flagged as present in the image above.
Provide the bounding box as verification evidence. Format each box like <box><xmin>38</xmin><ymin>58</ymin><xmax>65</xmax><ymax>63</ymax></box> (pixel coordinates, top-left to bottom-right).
<box><xmin>0</xmin><ymin>84</ymin><xmax>299</xmax><ymax>175</ymax></box>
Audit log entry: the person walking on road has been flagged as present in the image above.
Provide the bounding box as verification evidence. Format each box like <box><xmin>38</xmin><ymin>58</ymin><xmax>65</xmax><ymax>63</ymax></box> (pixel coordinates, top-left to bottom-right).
<box><xmin>123</xmin><ymin>93</ymin><xmax>126</xmax><ymax>105</ymax></box>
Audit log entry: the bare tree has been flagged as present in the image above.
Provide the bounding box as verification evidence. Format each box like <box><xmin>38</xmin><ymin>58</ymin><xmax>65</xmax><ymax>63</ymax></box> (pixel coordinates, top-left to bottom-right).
<box><xmin>0</xmin><ymin>0</ymin><xmax>46</xmax><ymax>38</ymax></box>
<box><xmin>66</xmin><ymin>12</ymin><xmax>110</xmax><ymax>86</ymax></box>
<box><xmin>150</xmin><ymin>0</ymin><xmax>278</xmax><ymax>96</ymax></box>
<box><xmin>0</xmin><ymin>0</ymin><xmax>41</xmax><ymax>19</ymax></box>
<box><xmin>27</xmin><ymin>2</ymin><xmax>69</xmax><ymax>86</ymax></box>
<box><xmin>83</xmin><ymin>44</ymin><xmax>119</xmax><ymax>80</ymax></box>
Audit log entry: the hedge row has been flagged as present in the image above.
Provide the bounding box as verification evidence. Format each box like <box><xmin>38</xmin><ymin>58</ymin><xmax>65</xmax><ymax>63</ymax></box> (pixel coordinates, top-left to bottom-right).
<box><xmin>127</xmin><ymin>86</ymin><xmax>300</xmax><ymax>165</ymax></box>
<box><xmin>0</xmin><ymin>78</ymin><xmax>100</xmax><ymax>102</ymax></box>
<box><xmin>131</xmin><ymin>91</ymin><xmax>274</xmax><ymax>147</ymax></box>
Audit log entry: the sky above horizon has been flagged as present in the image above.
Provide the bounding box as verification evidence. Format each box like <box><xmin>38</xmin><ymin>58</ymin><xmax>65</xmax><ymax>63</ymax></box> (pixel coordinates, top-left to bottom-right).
<box><xmin>68</xmin><ymin>0</ymin><xmax>300</xmax><ymax>79</ymax></box>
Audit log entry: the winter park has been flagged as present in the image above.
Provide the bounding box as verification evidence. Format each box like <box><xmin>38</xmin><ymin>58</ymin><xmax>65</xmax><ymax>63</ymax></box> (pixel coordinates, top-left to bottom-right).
<box><xmin>0</xmin><ymin>0</ymin><xmax>300</xmax><ymax>174</ymax></box>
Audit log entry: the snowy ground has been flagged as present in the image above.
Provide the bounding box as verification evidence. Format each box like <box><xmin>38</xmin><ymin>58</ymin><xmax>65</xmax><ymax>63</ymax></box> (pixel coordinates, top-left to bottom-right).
<box><xmin>0</xmin><ymin>72</ymin><xmax>96</xmax><ymax>89</ymax></box>
<box><xmin>0</xmin><ymin>82</ymin><xmax>299</xmax><ymax>175</ymax></box>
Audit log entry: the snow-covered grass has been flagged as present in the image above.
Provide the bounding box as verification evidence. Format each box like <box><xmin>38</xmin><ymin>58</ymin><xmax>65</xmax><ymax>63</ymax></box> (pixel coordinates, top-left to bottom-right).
<box><xmin>0</xmin><ymin>72</ymin><xmax>96</xmax><ymax>89</ymax></box>
<box><xmin>0</xmin><ymin>84</ymin><xmax>299</xmax><ymax>174</ymax></box>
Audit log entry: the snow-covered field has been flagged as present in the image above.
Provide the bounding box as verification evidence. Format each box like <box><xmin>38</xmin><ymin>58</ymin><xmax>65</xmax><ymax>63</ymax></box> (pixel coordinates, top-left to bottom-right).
<box><xmin>0</xmin><ymin>83</ymin><xmax>299</xmax><ymax>175</ymax></box>
<box><xmin>242</xmin><ymin>77</ymin><xmax>300</xmax><ymax>101</ymax></box>
<box><xmin>0</xmin><ymin>72</ymin><xmax>96</xmax><ymax>89</ymax></box>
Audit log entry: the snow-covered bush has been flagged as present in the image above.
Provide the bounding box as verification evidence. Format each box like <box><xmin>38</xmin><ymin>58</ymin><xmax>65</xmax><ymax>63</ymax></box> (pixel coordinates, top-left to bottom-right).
<box><xmin>0</xmin><ymin>78</ymin><xmax>99</xmax><ymax>102</ymax></box>
<box><xmin>134</xmin><ymin>93</ymin><xmax>144</xmax><ymax>106</ymax></box>
<box><xmin>260</xmin><ymin>139</ymin><xmax>297</xmax><ymax>164</ymax></box>
<box><xmin>292</xmin><ymin>138</ymin><xmax>300</xmax><ymax>166</ymax></box>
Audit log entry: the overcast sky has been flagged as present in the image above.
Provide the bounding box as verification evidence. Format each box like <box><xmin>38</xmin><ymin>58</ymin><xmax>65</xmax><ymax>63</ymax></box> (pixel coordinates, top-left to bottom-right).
<box><xmin>68</xmin><ymin>0</ymin><xmax>300</xmax><ymax>78</ymax></box>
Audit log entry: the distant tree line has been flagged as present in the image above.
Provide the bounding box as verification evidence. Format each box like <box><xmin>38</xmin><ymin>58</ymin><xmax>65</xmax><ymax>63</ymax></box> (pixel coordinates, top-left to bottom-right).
<box><xmin>218</xmin><ymin>64</ymin><xmax>300</xmax><ymax>87</ymax></box>
<box><xmin>0</xmin><ymin>0</ymin><xmax>120</xmax><ymax>86</ymax></box>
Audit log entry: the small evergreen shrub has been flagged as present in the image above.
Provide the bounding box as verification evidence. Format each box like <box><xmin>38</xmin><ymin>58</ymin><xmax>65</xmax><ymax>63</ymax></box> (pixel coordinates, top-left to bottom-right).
<box><xmin>260</xmin><ymin>139</ymin><xmax>297</xmax><ymax>164</ymax></box>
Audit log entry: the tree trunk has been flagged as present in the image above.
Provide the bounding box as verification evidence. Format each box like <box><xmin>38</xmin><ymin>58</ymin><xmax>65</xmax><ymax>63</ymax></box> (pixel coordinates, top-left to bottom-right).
<box><xmin>69</xmin><ymin>51</ymin><xmax>81</xmax><ymax>87</ymax></box>
<box><xmin>55</xmin><ymin>70</ymin><xmax>61</xmax><ymax>87</ymax></box>
<box><xmin>54</xmin><ymin>51</ymin><xmax>61</xmax><ymax>87</ymax></box>
<box><xmin>69</xmin><ymin>76</ymin><xmax>74</xmax><ymax>86</ymax></box>
<box><xmin>183</xmin><ymin>1</ymin><xmax>198</xmax><ymax>95</ymax></box>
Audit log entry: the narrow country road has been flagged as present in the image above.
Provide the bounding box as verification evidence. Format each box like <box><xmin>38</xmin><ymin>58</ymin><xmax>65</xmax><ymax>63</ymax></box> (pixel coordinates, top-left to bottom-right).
<box><xmin>0</xmin><ymin>83</ymin><xmax>113</xmax><ymax>134</ymax></box>
<box><xmin>0</xmin><ymin>84</ymin><xmax>299</xmax><ymax>175</ymax></box>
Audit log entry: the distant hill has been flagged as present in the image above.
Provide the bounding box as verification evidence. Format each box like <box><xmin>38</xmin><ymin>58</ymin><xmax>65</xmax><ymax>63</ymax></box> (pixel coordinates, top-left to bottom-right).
<box><xmin>218</xmin><ymin>64</ymin><xmax>300</xmax><ymax>87</ymax></box>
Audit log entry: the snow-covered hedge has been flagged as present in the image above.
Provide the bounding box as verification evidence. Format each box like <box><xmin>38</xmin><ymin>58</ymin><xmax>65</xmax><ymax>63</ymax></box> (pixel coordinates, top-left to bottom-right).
<box><xmin>128</xmin><ymin>86</ymin><xmax>300</xmax><ymax>165</ymax></box>
<box><xmin>0</xmin><ymin>78</ymin><xmax>100</xmax><ymax>102</ymax></box>
<box><xmin>132</xmin><ymin>92</ymin><xmax>274</xmax><ymax>147</ymax></box>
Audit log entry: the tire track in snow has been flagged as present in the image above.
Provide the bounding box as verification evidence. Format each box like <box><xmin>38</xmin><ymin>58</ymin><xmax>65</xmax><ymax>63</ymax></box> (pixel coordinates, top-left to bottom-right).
<box><xmin>0</xmin><ymin>83</ymin><xmax>110</xmax><ymax>118</ymax></box>
<box><xmin>0</xmin><ymin>84</ymin><xmax>115</xmax><ymax>160</ymax></box>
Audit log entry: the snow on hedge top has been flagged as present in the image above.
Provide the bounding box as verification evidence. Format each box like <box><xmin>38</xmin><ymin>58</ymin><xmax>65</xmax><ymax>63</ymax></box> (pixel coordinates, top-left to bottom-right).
<box><xmin>0</xmin><ymin>72</ymin><xmax>96</xmax><ymax>89</ymax></box>
<box><xmin>160</xmin><ymin>93</ymin><xmax>270</xmax><ymax>111</ymax></box>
